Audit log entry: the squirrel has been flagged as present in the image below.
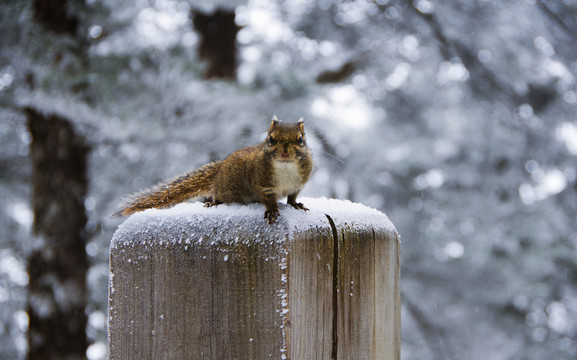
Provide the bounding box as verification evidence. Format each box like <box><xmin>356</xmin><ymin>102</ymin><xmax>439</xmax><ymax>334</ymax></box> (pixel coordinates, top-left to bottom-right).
<box><xmin>115</xmin><ymin>116</ymin><xmax>313</xmax><ymax>223</ymax></box>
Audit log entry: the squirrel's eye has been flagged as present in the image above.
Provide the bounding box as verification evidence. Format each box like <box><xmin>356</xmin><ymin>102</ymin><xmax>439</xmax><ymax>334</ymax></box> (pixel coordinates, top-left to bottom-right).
<box><xmin>268</xmin><ymin>136</ymin><xmax>275</xmax><ymax>145</ymax></box>
<box><xmin>298</xmin><ymin>136</ymin><xmax>304</xmax><ymax>146</ymax></box>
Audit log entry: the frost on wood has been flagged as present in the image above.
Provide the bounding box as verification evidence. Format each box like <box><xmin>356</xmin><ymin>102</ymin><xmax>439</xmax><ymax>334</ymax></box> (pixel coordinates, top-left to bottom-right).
<box><xmin>111</xmin><ymin>197</ymin><xmax>397</xmax><ymax>248</ymax></box>
<box><xmin>108</xmin><ymin>197</ymin><xmax>400</xmax><ymax>360</ymax></box>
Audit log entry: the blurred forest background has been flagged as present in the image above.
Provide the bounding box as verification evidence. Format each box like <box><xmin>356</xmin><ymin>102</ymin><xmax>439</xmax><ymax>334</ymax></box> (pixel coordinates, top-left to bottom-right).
<box><xmin>1</xmin><ymin>0</ymin><xmax>577</xmax><ymax>359</ymax></box>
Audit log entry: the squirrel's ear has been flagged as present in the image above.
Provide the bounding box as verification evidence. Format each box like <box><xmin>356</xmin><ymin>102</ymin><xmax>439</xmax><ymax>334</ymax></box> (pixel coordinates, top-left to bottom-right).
<box><xmin>297</xmin><ymin>117</ymin><xmax>305</xmax><ymax>133</ymax></box>
<box><xmin>269</xmin><ymin>115</ymin><xmax>279</xmax><ymax>133</ymax></box>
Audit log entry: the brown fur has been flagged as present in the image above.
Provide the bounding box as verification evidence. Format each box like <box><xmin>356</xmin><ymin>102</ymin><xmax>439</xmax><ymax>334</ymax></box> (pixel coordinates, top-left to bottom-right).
<box><xmin>115</xmin><ymin>117</ymin><xmax>313</xmax><ymax>223</ymax></box>
<box><xmin>114</xmin><ymin>161</ymin><xmax>222</xmax><ymax>217</ymax></box>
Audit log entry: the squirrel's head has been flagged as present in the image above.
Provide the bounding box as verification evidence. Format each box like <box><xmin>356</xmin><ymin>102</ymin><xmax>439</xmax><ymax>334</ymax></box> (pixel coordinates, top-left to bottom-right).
<box><xmin>265</xmin><ymin>115</ymin><xmax>308</xmax><ymax>162</ymax></box>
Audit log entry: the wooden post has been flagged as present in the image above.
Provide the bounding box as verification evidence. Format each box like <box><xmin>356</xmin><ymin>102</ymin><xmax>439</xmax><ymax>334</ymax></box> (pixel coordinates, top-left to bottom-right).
<box><xmin>108</xmin><ymin>198</ymin><xmax>400</xmax><ymax>360</ymax></box>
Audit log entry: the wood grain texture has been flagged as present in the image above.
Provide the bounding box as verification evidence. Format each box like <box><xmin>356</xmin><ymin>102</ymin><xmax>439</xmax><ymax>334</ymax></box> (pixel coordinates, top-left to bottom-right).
<box><xmin>285</xmin><ymin>227</ymin><xmax>335</xmax><ymax>359</ymax></box>
<box><xmin>108</xmin><ymin>200</ymin><xmax>400</xmax><ymax>360</ymax></box>
<box><xmin>334</xmin><ymin>224</ymin><xmax>401</xmax><ymax>360</ymax></box>
<box><xmin>109</xmin><ymin>236</ymin><xmax>285</xmax><ymax>359</ymax></box>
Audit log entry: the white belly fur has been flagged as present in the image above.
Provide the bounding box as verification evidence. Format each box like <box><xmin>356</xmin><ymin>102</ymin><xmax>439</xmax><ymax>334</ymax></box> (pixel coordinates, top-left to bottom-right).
<box><xmin>273</xmin><ymin>161</ymin><xmax>303</xmax><ymax>198</ymax></box>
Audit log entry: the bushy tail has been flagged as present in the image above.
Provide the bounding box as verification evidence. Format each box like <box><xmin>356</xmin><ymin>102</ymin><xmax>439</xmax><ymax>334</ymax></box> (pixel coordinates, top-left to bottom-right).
<box><xmin>114</xmin><ymin>161</ymin><xmax>223</xmax><ymax>217</ymax></box>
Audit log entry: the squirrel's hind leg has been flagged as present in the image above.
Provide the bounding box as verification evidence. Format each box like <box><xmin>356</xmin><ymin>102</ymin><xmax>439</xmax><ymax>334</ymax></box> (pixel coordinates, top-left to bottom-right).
<box><xmin>203</xmin><ymin>199</ymin><xmax>222</xmax><ymax>208</ymax></box>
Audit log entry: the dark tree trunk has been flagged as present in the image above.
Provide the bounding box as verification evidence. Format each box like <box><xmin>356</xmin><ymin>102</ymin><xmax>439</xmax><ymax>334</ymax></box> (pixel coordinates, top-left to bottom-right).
<box><xmin>25</xmin><ymin>108</ymin><xmax>89</xmax><ymax>360</ymax></box>
<box><xmin>33</xmin><ymin>0</ymin><xmax>81</xmax><ymax>36</ymax></box>
<box><xmin>32</xmin><ymin>0</ymin><xmax>90</xmax><ymax>86</ymax></box>
<box><xmin>192</xmin><ymin>8</ymin><xmax>240</xmax><ymax>80</ymax></box>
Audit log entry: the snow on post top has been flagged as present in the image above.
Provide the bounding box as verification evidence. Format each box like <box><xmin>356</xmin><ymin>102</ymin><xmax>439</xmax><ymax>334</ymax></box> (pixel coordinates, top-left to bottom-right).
<box><xmin>111</xmin><ymin>197</ymin><xmax>397</xmax><ymax>248</ymax></box>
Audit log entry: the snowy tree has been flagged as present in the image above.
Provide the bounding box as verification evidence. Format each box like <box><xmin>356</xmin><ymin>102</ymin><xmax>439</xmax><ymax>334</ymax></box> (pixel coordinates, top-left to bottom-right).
<box><xmin>0</xmin><ymin>0</ymin><xmax>576</xmax><ymax>359</ymax></box>
<box><xmin>23</xmin><ymin>0</ymin><xmax>92</xmax><ymax>358</ymax></box>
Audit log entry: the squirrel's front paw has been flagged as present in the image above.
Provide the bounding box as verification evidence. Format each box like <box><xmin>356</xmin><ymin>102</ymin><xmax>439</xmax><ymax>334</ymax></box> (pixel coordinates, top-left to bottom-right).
<box><xmin>289</xmin><ymin>201</ymin><xmax>309</xmax><ymax>211</ymax></box>
<box><xmin>264</xmin><ymin>208</ymin><xmax>280</xmax><ymax>224</ymax></box>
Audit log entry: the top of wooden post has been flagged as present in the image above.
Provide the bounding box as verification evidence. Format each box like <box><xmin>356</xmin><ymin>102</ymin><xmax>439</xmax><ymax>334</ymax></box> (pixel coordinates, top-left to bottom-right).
<box><xmin>111</xmin><ymin>197</ymin><xmax>398</xmax><ymax>248</ymax></box>
<box><xmin>109</xmin><ymin>197</ymin><xmax>401</xmax><ymax>359</ymax></box>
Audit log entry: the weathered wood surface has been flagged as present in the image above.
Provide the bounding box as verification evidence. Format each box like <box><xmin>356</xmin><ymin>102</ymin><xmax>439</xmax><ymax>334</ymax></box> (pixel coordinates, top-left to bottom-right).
<box><xmin>108</xmin><ymin>198</ymin><xmax>400</xmax><ymax>360</ymax></box>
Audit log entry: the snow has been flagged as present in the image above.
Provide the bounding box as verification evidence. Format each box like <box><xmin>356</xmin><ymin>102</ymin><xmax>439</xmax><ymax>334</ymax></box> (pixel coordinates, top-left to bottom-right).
<box><xmin>110</xmin><ymin>197</ymin><xmax>396</xmax><ymax>360</ymax></box>
<box><xmin>111</xmin><ymin>197</ymin><xmax>397</xmax><ymax>248</ymax></box>
<box><xmin>15</xmin><ymin>90</ymin><xmax>107</xmax><ymax>146</ymax></box>
<box><xmin>2</xmin><ymin>0</ymin><xmax>577</xmax><ymax>358</ymax></box>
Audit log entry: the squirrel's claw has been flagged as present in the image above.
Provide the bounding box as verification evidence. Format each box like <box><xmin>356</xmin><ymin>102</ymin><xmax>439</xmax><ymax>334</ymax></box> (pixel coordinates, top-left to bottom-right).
<box><xmin>264</xmin><ymin>208</ymin><xmax>280</xmax><ymax>223</ymax></box>
<box><xmin>288</xmin><ymin>201</ymin><xmax>309</xmax><ymax>212</ymax></box>
<box><xmin>204</xmin><ymin>201</ymin><xmax>221</xmax><ymax>208</ymax></box>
